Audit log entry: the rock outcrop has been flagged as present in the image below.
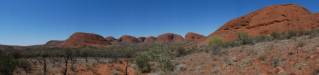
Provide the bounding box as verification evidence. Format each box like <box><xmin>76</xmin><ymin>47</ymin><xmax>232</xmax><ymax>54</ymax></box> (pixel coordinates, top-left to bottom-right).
<box><xmin>119</xmin><ymin>35</ymin><xmax>139</xmax><ymax>43</ymax></box>
<box><xmin>62</xmin><ymin>32</ymin><xmax>110</xmax><ymax>48</ymax></box>
<box><xmin>185</xmin><ymin>32</ymin><xmax>206</xmax><ymax>42</ymax></box>
<box><xmin>157</xmin><ymin>33</ymin><xmax>184</xmax><ymax>43</ymax></box>
<box><xmin>137</xmin><ymin>37</ymin><xmax>146</xmax><ymax>42</ymax></box>
<box><xmin>105</xmin><ymin>36</ymin><xmax>117</xmax><ymax>42</ymax></box>
<box><xmin>208</xmin><ymin>4</ymin><xmax>319</xmax><ymax>41</ymax></box>
<box><xmin>45</xmin><ymin>40</ymin><xmax>64</xmax><ymax>47</ymax></box>
<box><xmin>144</xmin><ymin>36</ymin><xmax>157</xmax><ymax>43</ymax></box>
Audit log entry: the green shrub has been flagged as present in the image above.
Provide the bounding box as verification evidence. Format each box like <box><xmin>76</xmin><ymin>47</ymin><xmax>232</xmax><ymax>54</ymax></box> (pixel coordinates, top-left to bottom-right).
<box><xmin>221</xmin><ymin>32</ymin><xmax>254</xmax><ymax>48</ymax></box>
<box><xmin>271</xmin><ymin>32</ymin><xmax>282</xmax><ymax>39</ymax></box>
<box><xmin>0</xmin><ymin>51</ymin><xmax>18</xmax><ymax>75</ymax></box>
<box><xmin>309</xmin><ymin>29</ymin><xmax>319</xmax><ymax>38</ymax></box>
<box><xmin>253</xmin><ymin>35</ymin><xmax>273</xmax><ymax>43</ymax></box>
<box><xmin>208</xmin><ymin>36</ymin><xmax>224</xmax><ymax>47</ymax></box>
<box><xmin>135</xmin><ymin>53</ymin><xmax>151</xmax><ymax>73</ymax></box>
<box><xmin>135</xmin><ymin>44</ymin><xmax>174</xmax><ymax>73</ymax></box>
<box><xmin>271</xmin><ymin>31</ymin><xmax>298</xmax><ymax>40</ymax></box>
<box><xmin>236</xmin><ymin>32</ymin><xmax>253</xmax><ymax>45</ymax></box>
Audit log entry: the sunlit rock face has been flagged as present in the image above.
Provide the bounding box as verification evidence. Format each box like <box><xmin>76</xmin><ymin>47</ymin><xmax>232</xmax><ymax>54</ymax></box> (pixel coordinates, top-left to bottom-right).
<box><xmin>156</xmin><ymin>33</ymin><xmax>184</xmax><ymax>43</ymax></box>
<box><xmin>185</xmin><ymin>32</ymin><xmax>206</xmax><ymax>43</ymax></box>
<box><xmin>119</xmin><ymin>35</ymin><xmax>139</xmax><ymax>43</ymax></box>
<box><xmin>62</xmin><ymin>32</ymin><xmax>110</xmax><ymax>48</ymax></box>
<box><xmin>207</xmin><ymin>4</ymin><xmax>319</xmax><ymax>42</ymax></box>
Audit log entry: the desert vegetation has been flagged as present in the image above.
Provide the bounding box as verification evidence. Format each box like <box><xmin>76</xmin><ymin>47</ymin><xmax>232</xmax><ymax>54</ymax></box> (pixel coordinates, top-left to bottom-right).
<box><xmin>1</xmin><ymin>28</ymin><xmax>319</xmax><ymax>75</ymax></box>
<box><xmin>1</xmin><ymin>3</ymin><xmax>319</xmax><ymax>75</ymax></box>
<box><xmin>208</xmin><ymin>29</ymin><xmax>319</xmax><ymax>49</ymax></box>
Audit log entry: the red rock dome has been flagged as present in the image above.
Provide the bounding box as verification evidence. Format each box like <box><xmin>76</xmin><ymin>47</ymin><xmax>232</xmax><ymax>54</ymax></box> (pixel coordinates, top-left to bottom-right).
<box><xmin>185</xmin><ymin>32</ymin><xmax>206</xmax><ymax>42</ymax></box>
<box><xmin>105</xmin><ymin>36</ymin><xmax>117</xmax><ymax>42</ymax></box>
<box><xmin>157</xmin><ymin>33</ymin><xmax>184</xmax><ymax>43</ymax></box>
<box><xmin>119</xmin><ymin>35</ymin><xmax>139</xmax><ymax>43</ymax></box>
<box><xmin>208</xmin><ymin>4</ymin><xmax>319</xmax><ymax>41</ymax></box>
<box><xmin>144</xmin><ymin>36</ymin><xmax>157</xmax><ymax>43</ymax></box>
<box><xmin>62</xmin><ymin>32</ymin><xmax>110</xmax><ymax>48</ymax></box>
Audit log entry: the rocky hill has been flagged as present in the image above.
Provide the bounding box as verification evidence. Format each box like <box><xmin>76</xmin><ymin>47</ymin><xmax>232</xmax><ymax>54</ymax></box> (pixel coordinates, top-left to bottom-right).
<box><xmin>185</xmin><ymin>32</ymin><xmax>206</xmax><ymax>42</ymax></box>
<box><xmin>156</xmin><ymin>33</ymin><xmax>185</xmax><ymax>43</ymax></box>
<box><xmin>208</xmin><ymin>4</ymin><xmax>319</xmax><ymax>41</ymax></box>
<box><xmin>175</xmin><ymin>35</ymin><xmax>319</xmax><ymax>75</ymax></box>
<box><xmin>1</xmin><ymin>3</ymin><xmax>319</xmax><ymax>75</ymax></box>
<box><xmin>44</xmin><ymin>40</ymin><xmax>64</xmax><ymax>47</ymax></box>
<box><xmin>61</xmin><ymin>32</ymin><xmax>111</xmax><ymax>48</ymax></box>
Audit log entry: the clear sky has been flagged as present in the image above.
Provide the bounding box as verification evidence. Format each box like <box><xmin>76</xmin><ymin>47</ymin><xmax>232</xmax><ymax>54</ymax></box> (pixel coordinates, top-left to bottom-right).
<box><xmin>0</xmin><ymin>0</ymin><xmax>318</xmax><ymax>46</ymax></box>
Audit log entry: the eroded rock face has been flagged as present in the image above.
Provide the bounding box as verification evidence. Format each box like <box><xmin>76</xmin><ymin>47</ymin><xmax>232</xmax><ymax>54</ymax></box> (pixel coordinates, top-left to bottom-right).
<box><xmin>62</xmin><ymin>32</ymin><xmax>110</xmax><ymax>48</ymax></box>
<box><xmin>185</xmin><ymin>32</ymin><xmax>206</xmax><ymax>42</ymax></box>
<box><xmin>119</xmin><ymin>35</ymin><xmax>139</xmax><ymax>43</ymax></box>
<box><xmin>45</xmin><ymin>40</ymin><xmax>64</xmax><ymax>47</ymax></box>
<box><xmin>157</xmin><ymin>33</ymin><xmax>184</xmax><ymax>43</ymax></box>
<box><xmin>208</xmin><ymin>4</ymin><xmax>319</xmax><ymax>41</ymax></box>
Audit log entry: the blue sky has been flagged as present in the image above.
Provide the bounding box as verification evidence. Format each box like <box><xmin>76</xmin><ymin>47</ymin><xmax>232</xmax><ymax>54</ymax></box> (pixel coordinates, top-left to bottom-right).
<box><xmin>0</xmin><ymin>0</ymin><xmax>318</xmax><ymax>46</ymax></box>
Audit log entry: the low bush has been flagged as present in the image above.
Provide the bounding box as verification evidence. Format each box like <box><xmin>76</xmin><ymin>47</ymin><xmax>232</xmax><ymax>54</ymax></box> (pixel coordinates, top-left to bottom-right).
<box><xmin>0</xmin><ymin>51</ymin><xmax>18</xmax><ymax>75</ymax></box>
<box><xmin>135</xmin><ymin>53</ymin><xmax>151</xmax><ymax>73</ymax></box>
<box><xmin>135</xmin><ymin>44</ymin><xmax>174</xmax><ymax>73</ymax></box>
<box><xmin>208</xmin><ymin>36</ymin><xmax>224</xmax><ymax>47</ymax></box>
<box><xmin>237</xmin><ymin>32</ymin><xmax>254</xmax><ymax>45</ymax></box>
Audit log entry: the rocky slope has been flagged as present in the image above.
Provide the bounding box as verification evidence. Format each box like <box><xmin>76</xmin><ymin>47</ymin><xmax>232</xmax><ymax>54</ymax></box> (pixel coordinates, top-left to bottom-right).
<box><xmin>13</xmin><ymin>58</ymin><xmax>137</xmax><ymax>75</ymax></box>
<box><xmin>208</xmin><ymin>4</ymin><xmax>319</xmax><ymax>41</ymax></box>
<box><xmin>5</xmin><ymin>3</ymin><xmax>319</xmax><ymax>75</ymax></box>
<box><xmin>175</xmin><ymin>36</ymin><xmax>319</xmax><ymax>75</ymax></box>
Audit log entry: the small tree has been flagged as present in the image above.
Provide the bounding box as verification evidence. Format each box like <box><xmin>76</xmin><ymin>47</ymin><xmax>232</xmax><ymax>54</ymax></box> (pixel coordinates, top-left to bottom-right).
<box><xmin>135</xmin><ymin>53</ymin><xmax>151</xmax><ymax>73</ymax></box>
<box><xmin>208</xmin><ymin>36</ymin><xmax>224</xmax><ymax>47</ymax></box>
<box><xmin>208</xmin><ymin>36</ymin><xmax>225</xmax><ymax>55</ymax></box>
<box><xmin>236</xmin><ymin>32</ymin><xmax>253</xmax><ymax>45</ymax></box>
